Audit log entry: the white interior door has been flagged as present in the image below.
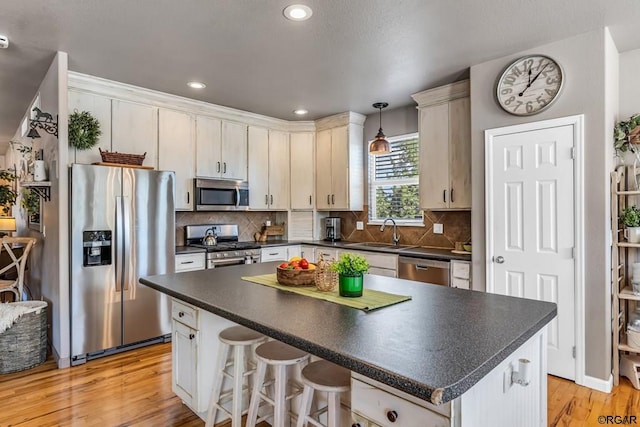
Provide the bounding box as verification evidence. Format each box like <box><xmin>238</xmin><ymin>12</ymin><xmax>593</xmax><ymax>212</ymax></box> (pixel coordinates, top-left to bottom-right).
<box><xmin>486</xmin><ymin>123</ymin><xmax>576</xmax><ymax>380</ymax></box>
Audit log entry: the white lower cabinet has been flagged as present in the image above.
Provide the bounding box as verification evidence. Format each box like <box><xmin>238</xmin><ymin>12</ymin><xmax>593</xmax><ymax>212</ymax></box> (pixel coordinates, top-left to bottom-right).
<box><xmin>286</xmin><ymin>245</ymin><xmax>302</xmax><ymax>260</ymax></box>
<box><xmin>338</xmin><ymin>250</ymin><xmax>398</xmax><ymax>278</ymax></box>
<box><xmin>175</xmin><ymin>253</ymin><xmax>206</xmax><ymax>272</ymax></box>
<box><xmin>450</xmin><ymin>260</ymin><xmax>471</xmax><ymax>290</ymax></box>
<box><xmin>171</xmin><ymin>299</ymin><xmax>239</xmax><ymax>422</ymax></box>
<box><xmin>261</xmin><ymin>246</ymin><xmax>288</xmax><ymax>262</ymax></box>
<box><xmin>300</xmin><ymin>245</ymin><xmax>316</xmax><ymax>262</ymax></box>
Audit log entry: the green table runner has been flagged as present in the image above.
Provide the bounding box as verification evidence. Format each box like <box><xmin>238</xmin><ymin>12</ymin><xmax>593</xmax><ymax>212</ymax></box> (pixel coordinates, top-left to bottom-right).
<box><xmin>241</xmin><ymin>273</ymin><xmax>411</xmax><ymax>312</ymax></box>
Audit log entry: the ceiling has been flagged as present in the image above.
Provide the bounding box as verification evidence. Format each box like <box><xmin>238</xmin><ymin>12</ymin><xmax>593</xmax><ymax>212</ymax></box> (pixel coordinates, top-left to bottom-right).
<box><xmin>1</xmin><ymin>0</ymin><xmax>640</xmax><ymax>147</ymax></box>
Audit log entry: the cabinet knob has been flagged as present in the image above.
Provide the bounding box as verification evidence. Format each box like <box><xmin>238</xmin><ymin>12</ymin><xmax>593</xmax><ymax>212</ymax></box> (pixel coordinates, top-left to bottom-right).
<box><xmin>217</xmin><ymin>162</ymin><xmax>221</xmax><ymax>173</ymax></box>
<box><xmin>265</xmin><ymin>195</ymin><xmax>269</xmax><ymax>205</ymax></box>
<box><xmin>386</xmin><ymin>410</ymin><xmax>398</xmax><ymax>422</ymax></box>
<box><xmin>451</xmin><ymin>188</ymin><xmax>454</xmax><ymax>203</ymax></box>
<box><xmin>189</xmin><ymin>333</ymin><xmax>195</xmax><ymax>340</ymax></box>
<box><xmin>178</xmin><ymin>311</ymin><xmax>185</xmax><ymax>318</ymax></box>
<box><xmin>309</xmin><ymin>195</ymin><xmax>312</xmax><ymax>205</ymax></box>
<box><xmin>443</xmin><ymin>189</ymin><xmax>446</xmax><ymax>203</ymax></box>
<box><xmin>223</xmin><ymin>162</ymin><xmax>227</xmax><ymax>173</ymax></box>
<box><xmin>270</xmin><ymin>195</ymin><xmax>273</xmax><ymax>205</ymax></box>
<box><xmin>331</xmin><ymin>194</ymin><xmax>335</xmax><ymax>204</ymax></box>
<box><xmin>327</xmin><ymin>194</ymin><xmax>330</xmax><ymax>205</ymax></box>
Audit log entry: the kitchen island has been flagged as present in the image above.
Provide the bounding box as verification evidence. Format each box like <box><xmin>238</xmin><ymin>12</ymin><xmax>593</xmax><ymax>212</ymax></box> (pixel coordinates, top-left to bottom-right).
<box><xmin>141</xmin><ymin>262</ymin><xmax>556</xmax><ymax>426</ymax></box>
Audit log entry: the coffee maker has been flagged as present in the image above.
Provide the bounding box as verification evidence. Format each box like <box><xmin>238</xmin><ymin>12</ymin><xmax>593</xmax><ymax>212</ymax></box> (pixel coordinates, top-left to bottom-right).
<box><xmin>324</xmin><ymin>217</ymin><xmax>341</xmax><ymax>241</ymax></box>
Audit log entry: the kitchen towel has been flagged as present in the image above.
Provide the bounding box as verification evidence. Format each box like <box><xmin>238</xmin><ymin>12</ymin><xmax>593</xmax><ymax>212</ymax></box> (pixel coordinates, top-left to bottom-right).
<box><xmin>241</xmin><ymin>273</ymin><xmax>411</xmax><ymax>312</ymax></box>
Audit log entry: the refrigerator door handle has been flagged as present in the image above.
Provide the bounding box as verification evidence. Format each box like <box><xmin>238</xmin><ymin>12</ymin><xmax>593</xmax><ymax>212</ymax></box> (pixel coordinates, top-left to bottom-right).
<box><xmin>115</xmin><ymin>196</ymin><xmax>124</xmax><ymax>292</ymax></box>
<box><xmin>122</xmin><ymin>196</ymin><xmax>131</xmax><ymax>291</ymax></box>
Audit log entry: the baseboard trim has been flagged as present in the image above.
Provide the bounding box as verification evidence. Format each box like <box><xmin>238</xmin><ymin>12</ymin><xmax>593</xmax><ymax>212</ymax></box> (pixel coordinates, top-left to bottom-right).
<box><xmin>52</xmin><ymin>346</ymin><xmax>71</xmax><ymax>369</ymax></box>
<box><xmin>578</xmin><ymin>374</ymin><xmax>613</xmax><ymax>393</ymax></box>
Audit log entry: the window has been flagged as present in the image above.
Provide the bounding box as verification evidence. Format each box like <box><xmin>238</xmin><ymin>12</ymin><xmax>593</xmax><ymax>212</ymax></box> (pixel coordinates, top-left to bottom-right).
<box><xmin>368</xmin><ymin>133</ymin><xmax>422</xmax><ymax>224</ymax></box>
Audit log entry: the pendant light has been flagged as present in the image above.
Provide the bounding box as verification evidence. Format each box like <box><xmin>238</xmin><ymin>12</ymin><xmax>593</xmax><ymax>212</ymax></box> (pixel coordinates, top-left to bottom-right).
<box><xmin>369</xmin><ymin>102</ymin><xmax>390</xmax><ymax>155</ymax></box>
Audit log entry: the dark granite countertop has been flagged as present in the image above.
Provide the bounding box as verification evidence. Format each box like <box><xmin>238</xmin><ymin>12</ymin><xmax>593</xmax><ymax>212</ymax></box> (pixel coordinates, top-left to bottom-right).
<box><xmin>141</xmin><ymin>262</ymin><xmax>555</xmax><ymax>405</ymax></box>
<box><xmin>175</xmin><ymin>246</ymin><xmax>206</xmax><ymax>254</ymax></box>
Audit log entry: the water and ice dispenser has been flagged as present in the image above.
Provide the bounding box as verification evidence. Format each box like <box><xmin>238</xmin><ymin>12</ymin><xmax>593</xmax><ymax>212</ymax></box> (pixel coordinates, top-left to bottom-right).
<box><xmin>82</xmin><ymin>230</ymin><xmax>112</xmax><ymax>266</ymax></box>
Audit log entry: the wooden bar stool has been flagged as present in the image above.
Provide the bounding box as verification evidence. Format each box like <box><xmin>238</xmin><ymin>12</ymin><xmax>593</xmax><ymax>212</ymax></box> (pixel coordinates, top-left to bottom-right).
<box><xmin>296</xmin><ymin>360</ymin><xmax>351</xmax><ymax>427</ymax></box>
<box><xmin>246</xmin><ymin>340</ymin><xmax>310</xmax><ymax>427</ymax></box>
<box><xmin>205</xmin><ymin>325</ymin><xmax>267</xmax><ymax>427</ymax></box>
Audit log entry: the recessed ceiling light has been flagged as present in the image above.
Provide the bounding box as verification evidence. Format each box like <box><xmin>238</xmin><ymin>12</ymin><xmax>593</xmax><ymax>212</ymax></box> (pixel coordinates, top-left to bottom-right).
<box><xmin>293</xmin><ymin>109</ymin><xmax>308</xmax><ymax>115</ymax></box>
<box><xmin>283</xmin><ymin>4</ymin><xmax>313</xmax><ymax>21</ymax></box>
<box><xmin>187</xmin><ymin>81</ymin><xmax>206</xmax><ymax>89</ymax></box>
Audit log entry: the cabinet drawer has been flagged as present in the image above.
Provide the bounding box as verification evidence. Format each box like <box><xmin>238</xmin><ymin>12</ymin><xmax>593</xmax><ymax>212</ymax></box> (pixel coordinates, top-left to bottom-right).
<box><xmin>261</xmin><ymin>247</ymin><xmax>288</xmax><ymax>262</ymax></box>
<box><xmin>175</xmin><ymin>253</ymin><xmax>206</xmax><ymax>272</ymax></box>
<box><xmin>172</xmin><ymin>299</ymin><xmax>198</xmax><ymax>329</ymax></box>
<box><xmin>353</xmin><ymin>251</ymin><xmax>397</xmax><ymax>270</ymax></box>
<box><xmin>451</xmin><ymin>260</ymin><xmax>470</xmax><ymax>279</ymax></box>
<box><xmin>351</xmin><ymin>379</ymin><xmax>450</xmax><ymax>427</ymax></box>
<box><xmin>368</xmin><ymin>267</ymin><xmax>397</xmax><ymax>278</ymax></box>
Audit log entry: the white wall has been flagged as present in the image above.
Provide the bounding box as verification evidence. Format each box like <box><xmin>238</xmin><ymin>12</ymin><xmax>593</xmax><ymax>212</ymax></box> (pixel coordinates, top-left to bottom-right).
<box><xmin>470</xmin><ymin>29</ymin><xmax>615</xmax><ymax>382</ymax></box>
<box><xmin>12</xmin><ymin>52</ymin><xmax>70</xmax><ymax>367</ymax></box>
<box><xmin>619</xmin><ymin>49</ymin><xmax>640</xmax><ymax>118</ymax></box>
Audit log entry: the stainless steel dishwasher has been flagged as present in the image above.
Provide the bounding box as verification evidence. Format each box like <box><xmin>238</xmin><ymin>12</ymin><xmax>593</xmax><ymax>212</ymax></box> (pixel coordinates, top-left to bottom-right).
<box><xmin>398</xmin><ymin>257</ymin><xmax>450</xmax><ymax>286</ymax></box>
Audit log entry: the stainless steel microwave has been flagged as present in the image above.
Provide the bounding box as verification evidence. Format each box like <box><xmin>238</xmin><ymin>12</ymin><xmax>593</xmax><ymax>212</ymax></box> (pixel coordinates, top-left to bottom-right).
<box><xmin>194</xmin><ymin>178</ymin><xmax>250</xmax><ymax>211</ymax></box>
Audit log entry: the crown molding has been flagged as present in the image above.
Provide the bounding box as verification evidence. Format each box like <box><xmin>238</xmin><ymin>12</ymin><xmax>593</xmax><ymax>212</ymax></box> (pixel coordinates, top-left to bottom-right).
<box><xmin>68</xmin><ymin>71</ymin><xmax>316</xmax><ymax>132</ymax></box>
<box><xmin>314</xmin><ymin>111</ymin><xmax>367</xmax><ymax>132</ymax></box>
<box><xmin>411</xmin><ymin>79</ymin><xmax>470</xmax><ymax>108</ymax></box>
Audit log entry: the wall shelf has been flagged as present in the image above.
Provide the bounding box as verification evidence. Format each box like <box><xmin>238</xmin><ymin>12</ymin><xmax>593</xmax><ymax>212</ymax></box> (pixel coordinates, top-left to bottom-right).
<box><xmin>20</xmin><ymin>181</ymin><xmax>51</xmax><ymax>202</ymax></box>
<box><xmin>611</xmin><ymin>166</ymin><xmax>640</xmax><ymax>387</ymax></box>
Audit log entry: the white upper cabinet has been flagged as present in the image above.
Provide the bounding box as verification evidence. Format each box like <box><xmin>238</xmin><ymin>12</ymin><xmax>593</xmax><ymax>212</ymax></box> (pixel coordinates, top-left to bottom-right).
<box><xmin>111</xmin><ymin>99</ymin><xmax>158</xmax><ymax>168</ymax></box>
<box><xmin>195</xmin><ymin>115</ymin><xmax>222</xmax><ymax>178</ymax></box>
<box><xmin>221</xmin><ymin>121</ymin><xmax>248</xmax><ymax>181</ymax></box>
<box><xmin>196</xmin><ymin>116</ymin><xmax>247</xmax><ymax>181</ymax></box>
<box><xmin>247</xmin><ymin>126</ymin><xmax>290</xmax><ymax>210</ymax></box>
<box><xmin>412</xmin><ymin>80</ymin><xmax>471</xmax><ymax>210</ymax></box>
<box><xmin>158</xmin><ymin>108</ymin><xmax>195</xmax><ymax>210</ymax></box>
<box><xmin>289</xmin><ymin>132</ymin><xmax>315</xmax><ymax>210</ymax></box>
<box><xmin>314</xmin><ymin>113</ymin><xmax>365</xmax><ymax>211</ymax></box>
<box><xmin>68</xmin><ymin>90</ymin><xmax>112</xmax><ymax>165</ymax></box>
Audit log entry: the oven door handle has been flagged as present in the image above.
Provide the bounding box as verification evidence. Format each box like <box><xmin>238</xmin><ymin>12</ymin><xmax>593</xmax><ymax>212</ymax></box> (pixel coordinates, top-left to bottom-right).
<box><xmin>210</xmin><ymin>257</ymin><xmax>246</xmax><ymax>268</ymax></box>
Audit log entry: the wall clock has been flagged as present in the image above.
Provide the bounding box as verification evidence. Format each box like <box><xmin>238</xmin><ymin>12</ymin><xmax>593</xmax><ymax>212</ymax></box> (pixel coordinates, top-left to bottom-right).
<box><xmin>495</xmin><ymin>54</ymin><xmax>564</xmax><ymax>116</ymax></box>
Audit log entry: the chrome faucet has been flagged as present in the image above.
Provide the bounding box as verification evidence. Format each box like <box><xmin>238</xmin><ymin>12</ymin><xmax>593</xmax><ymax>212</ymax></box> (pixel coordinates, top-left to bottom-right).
<box><xmin>380</xmin><ymin>218</ymin><xmax>400</xmax><ymax>245</ymax></box>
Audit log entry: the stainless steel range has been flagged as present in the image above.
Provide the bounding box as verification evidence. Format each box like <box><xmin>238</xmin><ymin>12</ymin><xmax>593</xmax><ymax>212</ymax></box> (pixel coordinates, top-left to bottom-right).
<box><xmin>185</xmin><ymin>224</ymin><xmax>261</xmax><ymax>269</ymax></box>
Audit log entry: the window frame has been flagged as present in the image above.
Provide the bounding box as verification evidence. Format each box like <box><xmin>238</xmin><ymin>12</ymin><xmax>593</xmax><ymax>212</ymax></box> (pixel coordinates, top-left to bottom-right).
<box><xmin>367</xmin><ymin>132</ymin><xmax>423</xmax><ymax>226</ymax></box>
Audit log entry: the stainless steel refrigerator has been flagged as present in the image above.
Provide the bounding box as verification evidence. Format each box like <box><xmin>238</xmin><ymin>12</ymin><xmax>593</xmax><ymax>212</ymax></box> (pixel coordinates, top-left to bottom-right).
<box><xmin>70</xmin><ymin>164</ymin><xmax>175</xmax><ymax>365</ymax></box>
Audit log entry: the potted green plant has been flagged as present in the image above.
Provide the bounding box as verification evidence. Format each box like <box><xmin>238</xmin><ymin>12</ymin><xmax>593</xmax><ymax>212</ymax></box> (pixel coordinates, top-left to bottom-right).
<box><xmin>330</xmin><ymin>252</ymin><xmax>370</xmax><ymax>297</ymax></box>
<box><xmin>621</xmin><ymin>205</ymin><xmax>640</xmax><ymax>243</ymax></box>
<box><xmin>614</xmin><ymin>114</ymin><xmax>640</xmax><ymax>159</ymax></box>
<box><xmin>21</xmin><ymin>188</ymin><xmax>39</xmax><ymax>218</ymax></box>
<box><xmin>0</xmin><ymin>170</ymin><xmax>17</xmax><ymax>215</ymax></box>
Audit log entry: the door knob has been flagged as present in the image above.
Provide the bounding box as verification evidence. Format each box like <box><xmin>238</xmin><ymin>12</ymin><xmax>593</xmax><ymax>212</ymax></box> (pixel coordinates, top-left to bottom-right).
<box><xmin>494</xmin><ymin>256</ymin><xmax>505</xmax><ymax>264</ymax></box>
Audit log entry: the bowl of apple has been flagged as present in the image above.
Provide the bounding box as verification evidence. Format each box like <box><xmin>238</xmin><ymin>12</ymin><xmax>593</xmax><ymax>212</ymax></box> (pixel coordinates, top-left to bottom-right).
<box><xmin>276</xmin><ymin>257</ymin><xmax>316</xmax><ymax>286</ymax></box>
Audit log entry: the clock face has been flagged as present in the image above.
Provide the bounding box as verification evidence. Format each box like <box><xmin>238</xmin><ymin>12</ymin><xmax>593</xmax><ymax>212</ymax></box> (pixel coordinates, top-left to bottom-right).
<box><xmin>496</xmin><ymin>55</ymin><xmax>563</xmax><ymax>116</ymax></box>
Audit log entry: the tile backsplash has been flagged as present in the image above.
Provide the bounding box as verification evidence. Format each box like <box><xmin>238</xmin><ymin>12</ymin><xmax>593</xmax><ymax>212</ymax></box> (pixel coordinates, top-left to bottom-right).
<box><xmin>329</xmin><ymin>206</ymin><xmax>471</xmax><ymax>249</ymax></box>
<box><xmin>176</xmin><ymin>211</ymin><xmax>277</xmax><ymax>245</ymax></box>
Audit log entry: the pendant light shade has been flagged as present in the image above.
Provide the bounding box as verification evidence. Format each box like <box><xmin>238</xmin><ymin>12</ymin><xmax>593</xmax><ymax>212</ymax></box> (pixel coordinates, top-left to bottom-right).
<box><xmin>369</xmin><ymin>102</ymin><xmax>390</xmax><ymax>155</ymax></box>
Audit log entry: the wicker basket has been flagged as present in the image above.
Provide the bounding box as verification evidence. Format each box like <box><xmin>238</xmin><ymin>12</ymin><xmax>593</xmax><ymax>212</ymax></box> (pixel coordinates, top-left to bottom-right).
<box><xmin>628</xmin><ymin>328</ymin><xmax>640</xmax><ymax>349</ymax></box>
<box><xmin>99</xmin><ymin>148</ymin><xmax>146</xmax><ymax>166</ymax></box>
<box><xmin>0</xmin><ymin>301</ymin><xmax>48</xmax><ymax>374</ymax></box>
<box><xmin>314</xmin><ymin>255</ymin><xmax>338</xmax><ymax>292</ymax></box>
<box><xmin>276</xmin><ymin>267</ymin><xmax>315</xmax><ymax>287</ymax></box>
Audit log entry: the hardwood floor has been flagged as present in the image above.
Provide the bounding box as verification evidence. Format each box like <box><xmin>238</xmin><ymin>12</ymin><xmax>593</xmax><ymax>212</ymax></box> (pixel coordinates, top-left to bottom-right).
<box><xmin>548</xmin><ymin>375</ymin><xmax>640</xmax><ymax>426</ymax></box>
<box><xmin>0</xmin><ymin>343</ymin><xmax>638</xmax><ymax>426</ymax></box>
